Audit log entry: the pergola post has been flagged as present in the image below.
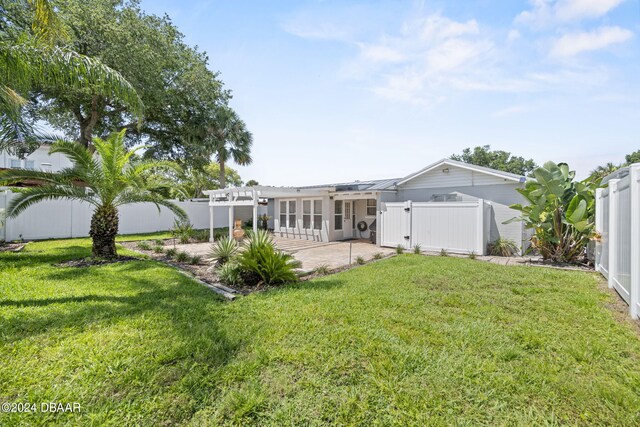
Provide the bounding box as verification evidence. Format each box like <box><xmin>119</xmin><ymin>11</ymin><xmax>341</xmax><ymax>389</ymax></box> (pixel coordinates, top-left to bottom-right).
<box><xmin>252</xmin><ymin>190</ymin><xmax>258</xmax><ymax>235</ymax></box>
<box><xmin>228</xmin><ymin>205</ymin><xmax>234</xmax><ymax>240</ymax></box>
<box><xmin>209</xmin><ymin>205</ymin><xmax>215</xmax><ymax>243</ymax></box>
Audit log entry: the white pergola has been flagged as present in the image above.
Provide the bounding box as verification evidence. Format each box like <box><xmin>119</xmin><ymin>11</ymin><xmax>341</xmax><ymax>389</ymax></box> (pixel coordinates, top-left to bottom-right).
<box><xmin>204</xmin><ymin>186</ymin><xmax>327</xmax><ymax>242</ymax></box>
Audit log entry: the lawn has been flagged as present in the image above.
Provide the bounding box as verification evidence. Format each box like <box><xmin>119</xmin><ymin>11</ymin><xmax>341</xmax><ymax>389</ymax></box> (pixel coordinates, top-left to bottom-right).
<box><xmin>1</xmin><ymin>239</ymin><xmax>640</xmax><ymax>426</ymax></box>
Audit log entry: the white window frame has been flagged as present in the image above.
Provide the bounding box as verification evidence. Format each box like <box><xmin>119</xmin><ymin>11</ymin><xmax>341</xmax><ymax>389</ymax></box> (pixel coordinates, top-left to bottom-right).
<box><xmin>25</xmin><ymin>160</ymin><xmax>35</xmax><ymax>170</ymax></box>
<box><xmin>334</xmin><ymin>200</ymin><xmax>343</xmax><ymax>231</ymax></box>
<box><xmin>302</xmin><ymin>198</ymin><xmax>323</xmax><ymax>230</ymax></box>
<box><xmin>279</xmin><ymin>199</ymin><xmax>297</xmax><ymax>229</ymax></box>
<box><xmin>366</xmin><ymin>198</ymin><xmax>376</xmax><ymax>217</ymax></box>
<box><xmin>9</xmin><ymin>158</ymin><xmax>22</xmax><ymax>169</ymax></box>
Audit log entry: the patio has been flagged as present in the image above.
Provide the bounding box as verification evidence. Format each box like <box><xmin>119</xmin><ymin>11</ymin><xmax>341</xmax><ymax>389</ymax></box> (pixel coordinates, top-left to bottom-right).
<box><xmin>172</xmin><ymin>235</ymin><xmax>395</xmax><ymax>273</ymax></box>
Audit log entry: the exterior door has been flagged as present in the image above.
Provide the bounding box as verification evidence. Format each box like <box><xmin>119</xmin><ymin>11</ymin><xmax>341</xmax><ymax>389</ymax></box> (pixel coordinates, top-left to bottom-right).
<box><xmin>343</xmin><ymin>201</ymin><xmax>353</xmax><ymax>238</ymax></box>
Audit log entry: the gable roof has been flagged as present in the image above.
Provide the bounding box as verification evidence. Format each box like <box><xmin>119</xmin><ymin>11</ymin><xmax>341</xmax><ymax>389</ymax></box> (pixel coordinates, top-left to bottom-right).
<box><xmin>391</xmin><ymin>158</ymin><xmax>525</xmax><ymax>188</ymax></box>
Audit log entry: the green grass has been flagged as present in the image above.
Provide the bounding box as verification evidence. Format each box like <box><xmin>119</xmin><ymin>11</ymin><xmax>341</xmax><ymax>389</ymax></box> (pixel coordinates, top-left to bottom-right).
<box><xmin>2</xmin><ymin>241</ymin><xmax>640</xmax><ymax>426</ymax></box>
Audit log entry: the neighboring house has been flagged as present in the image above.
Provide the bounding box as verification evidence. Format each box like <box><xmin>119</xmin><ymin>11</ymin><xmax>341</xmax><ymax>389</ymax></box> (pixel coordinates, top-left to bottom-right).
<box><xmin>1</xmin><ymin>145</ymin><xmax>73</xmax><ymax>186</ymax></box>
<box><xmin>206</xmin><ymin>159</ymin><xmax>529</xmax><ymax>255</ymax></box>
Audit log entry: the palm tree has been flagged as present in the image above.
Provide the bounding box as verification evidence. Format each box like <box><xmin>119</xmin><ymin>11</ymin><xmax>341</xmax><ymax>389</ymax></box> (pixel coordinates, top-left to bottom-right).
<box><xmin>206</xmin><ymin>106</ymin><xmax>253</xmax><ymax>188</ymax></box>
<box><xmin>1</xmin><ymin>0</ymin><xmax>143</xmax><ymax>154</ymax></box>
<box><xmin>589</xmin><ymin>162</ymin><xmax>620</xmax><ymax>184</ymax></box>
<box><xmin>0</xmin><ymin>129</ymin><xmax>186</xmax><ymax>258</ymax></box>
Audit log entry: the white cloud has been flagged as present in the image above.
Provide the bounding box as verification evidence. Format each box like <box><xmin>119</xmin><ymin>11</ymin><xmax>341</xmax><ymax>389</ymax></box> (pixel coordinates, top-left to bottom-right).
<box><xmin>507</xmin><ymin>29</ymin><xmax>521</xmax><ymax>42</ymax></box>
<box><xmin>358</xmin><ymin>44</ymin><xmax>406</xmax><ymax>63</ymax></box>
<box><xmin>550</xmin><ymin>26</ymin><xmax>633</xmax><ymax>57</ymax></box>
<box><xmin>492</xmin><ymin>105</ymin><xmax>530</xmax><ymax>117</ymax></box>
<box><xmin>516</xmin><ymin>0</ymin><xmax>626</xmax><ymax>27</ymax></box>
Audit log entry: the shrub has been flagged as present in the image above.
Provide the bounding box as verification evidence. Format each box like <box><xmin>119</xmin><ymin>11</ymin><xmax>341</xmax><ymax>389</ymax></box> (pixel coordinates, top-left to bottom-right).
<box><xmin>154</xmin><ymin>239</ymin><xmax>165</xmax><ymax>246</ymax></box>
<box><xmin>209</xmin><ymin>237</ymin><xmax>239</xmax><ymax>266</ymax></box>
<box><xmin>355</xmin><ymin>256</ymin><xmax>365</xmax><ymax>265</ymax></box>
<box><xmin>171</xmin><ymin>220</ymin><xmax>193</xmax><ymax>244</ymax></box>
<box><xmin>165</xmin><ymin>248</ymin><xmax>177</xmax><ymax>257</ymax></box>
<box><xmin>487</xmin><ymin>238</ymin><xmax>519</xmax><ymax>257</ymax></box>
<box><xmin>190</xmin><ymin>255</ymin><xmax>202</xmax><ymax>265</ymax></box>
<box><xmin>468</xmin><ymin>251</ymin><xmax>477</xmax><ymax>260</ymax></box>
<box><xmin>440</xmin><ymin>248</ymin><xmax>448</xmax><ymax>257</ymax></box>
<box><xmin>153</xmin><ymin>245</ymin><xmax>164</xmax><ymax>253</ymax></box>
<box><xmin>175</xmin><ymin>251</ymin><xmax>190</xmax><ymax>262</ymax></box>
<box><xmin>192</xmin><ymin>229</ymin><xmax>209</xmax><ymax>243</ymax></box>
<box><xmin>413</xmin><ymin>244</ymin><xmax>422</xmax><ymax>254</ymax></box>
<box><xmin>216</xmin><ymin>262</ymin><xmax>244</xmax><ymax>287</ymax></box>
<box><xmin>373</xmin><ymin>252</ymin><xmax>384</xmax><ymax>260</ymax></box>
<box><xmin>137</xmin><ymin>241</ymin><xmax>151</xmax><ymax>250</ymax></box>
<box><xmin>395</xmin><ymin>245</ymin><xmax>404</xmax><ymax>254</ymax></box>
<box><xmin>314</xmin><ymin>264</ymin><xmax>330</xmax><ymax>275</ymax></box>
<box><xmin>236</xmin><ymin>230</ymin><xmax>300</xmax><ymax>286</ymax></box>
<box><xmin>508</xmin><ymin>161</ymin><xmax>597</xmax><ymax>263</ymax></box>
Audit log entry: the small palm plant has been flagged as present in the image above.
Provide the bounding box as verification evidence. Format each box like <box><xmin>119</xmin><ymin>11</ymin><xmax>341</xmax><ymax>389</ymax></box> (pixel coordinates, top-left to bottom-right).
<box><xmin>236</xmin><ymin>229</ymin><xmax>300</xmax><ymax>286</ymax></box>
<box><xmin>208</xmin><ymin>237</ymin><xmax>239</xmax><ymax>266</ymax></box>
<box><xmin>0</xmin><ymin>130</ymin><xmax>186</xmax><ymax>258</ymax></box>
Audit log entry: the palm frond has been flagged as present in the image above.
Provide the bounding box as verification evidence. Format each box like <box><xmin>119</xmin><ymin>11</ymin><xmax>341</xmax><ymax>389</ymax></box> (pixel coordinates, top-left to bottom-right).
<box><xmin>0</xmin><ymin>167</ymin><xmax>76</xmax><ymax>187</ymax></box>
<box><xmin>6</xmin><ymin>185</ymin><xmax>96</xmax><ymax>217</ymax></box>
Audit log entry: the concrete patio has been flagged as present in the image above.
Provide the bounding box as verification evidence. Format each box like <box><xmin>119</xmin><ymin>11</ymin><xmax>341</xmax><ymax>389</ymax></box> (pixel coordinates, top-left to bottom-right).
<box><xmin>172</xmin><ymin>235</ymin><xmax>395</xmax><ymax>273</ymax></box>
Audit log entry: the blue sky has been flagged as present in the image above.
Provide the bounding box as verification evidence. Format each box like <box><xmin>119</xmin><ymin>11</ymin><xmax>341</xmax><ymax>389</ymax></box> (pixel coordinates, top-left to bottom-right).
<box><xmin>141</xmin><ymin>0</ymin><xmax>639</xmax><ymax>185</ymax></box>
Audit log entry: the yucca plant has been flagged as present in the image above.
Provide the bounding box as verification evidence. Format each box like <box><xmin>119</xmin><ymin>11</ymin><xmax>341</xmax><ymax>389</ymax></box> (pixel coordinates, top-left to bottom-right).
<box><xmin>236</xmin><ymin>229</ymin><xmax>300</xmax><ymax>286</ymax></box>
<box><xmin>216</xmin><ymin>262</ymin><xmax>244</xmax><ymax>287</ymax></box>
<box><xmin>208</xmin><ymin>237</ymin><xmax>239</xmax><ymax>265</ymax></box>
<box><xmin>0</xmin><ymin>130</ymin><xmax>186</xmax><ymax>258</ymax></box>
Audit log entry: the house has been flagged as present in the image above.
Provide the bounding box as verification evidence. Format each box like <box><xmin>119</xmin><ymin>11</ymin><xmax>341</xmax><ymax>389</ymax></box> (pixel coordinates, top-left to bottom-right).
<box><xmin>205</xmin><ymin>159</ymin><xmax>528</xmax><ymax>255</ymax></box>
<box><xmin>1</xmin><ymin>145</ymin><xmax>73</xmax><ymax>186</ymax></box>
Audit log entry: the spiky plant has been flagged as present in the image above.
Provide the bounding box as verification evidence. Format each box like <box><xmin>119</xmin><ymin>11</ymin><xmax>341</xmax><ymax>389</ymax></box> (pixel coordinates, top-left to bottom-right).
<box><xmin>0</xmin><ymin>130</ymin><xmax>185</xmax><ymax>258</ymax></box>
<box><xmin>208</xmin><ymin>237</ymin><xmax>239</xmax><ymax>265</ymax></box>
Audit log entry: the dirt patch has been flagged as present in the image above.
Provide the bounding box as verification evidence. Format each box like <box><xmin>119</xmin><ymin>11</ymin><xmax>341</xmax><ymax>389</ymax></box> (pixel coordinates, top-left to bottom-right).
<box><xmin>56</xmin><ymin>256</ymin><xmax>138</xmax><ymax>268</ymax></box>
<box><xmin>0</xmin><ymin>243</ymin><xmax>26</xmax><ymax>253</ymax></box>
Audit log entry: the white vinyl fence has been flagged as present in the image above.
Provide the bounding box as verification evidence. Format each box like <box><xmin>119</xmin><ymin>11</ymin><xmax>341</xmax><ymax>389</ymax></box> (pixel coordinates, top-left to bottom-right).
<box><xmin>380</xmin><ymin>200</ymin><xmax>490</xmax><ymax>255</ymax></box>
<box><xmin>0</xmin><ymin>190</ymin><xmax>254</xmax><ymax>242</ymax></box>
<box><xmin>595</xmin><ymin>164</ymin><xmax>640</xmax><ymax>319</ymax></box>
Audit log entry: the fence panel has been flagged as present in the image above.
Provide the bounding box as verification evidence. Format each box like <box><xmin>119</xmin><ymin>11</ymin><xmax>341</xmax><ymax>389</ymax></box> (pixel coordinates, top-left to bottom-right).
<box><xmin>381</xmin><ymin>200</ymin><xmax>485</xmax><ymax>254</ymax></box>
<box><xmin>596</xmin><ymin>164</ymin><xmax>640</xmax><ymax>318</ymax></box>
<box><xmin>0</xmin><ymin>190</ymin><xmax>254</xmax><ymax>241</ymax></box>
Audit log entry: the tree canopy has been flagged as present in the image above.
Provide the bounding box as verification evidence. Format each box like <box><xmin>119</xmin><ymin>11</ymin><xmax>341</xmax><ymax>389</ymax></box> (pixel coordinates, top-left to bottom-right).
<box><xmin>450</xmin><ymin>145</ymin><xmax>537</xmax><ymax>176</ymax></box>
<box><xmin>588</xmin><ymin>149</ymin><xmax>640</xmax><ymax>182</ymax></box>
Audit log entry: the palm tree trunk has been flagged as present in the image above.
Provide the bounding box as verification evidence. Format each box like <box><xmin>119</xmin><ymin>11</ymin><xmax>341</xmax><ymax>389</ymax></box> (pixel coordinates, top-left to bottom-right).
<box><xmin>89</xmin><ymin>204</ymin><xmax>119</xmax><ymax>258</ymax></box>
<box><xmin>219</xmin><ymin>159</ymin><xmax>226</xmax><ymax>188</ymax></box>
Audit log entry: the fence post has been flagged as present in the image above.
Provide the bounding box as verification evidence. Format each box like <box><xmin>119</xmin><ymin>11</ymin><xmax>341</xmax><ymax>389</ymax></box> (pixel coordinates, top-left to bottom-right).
<box><xmin>629</xmin><ymin>166</ymin><xmax>640</xmax><ymax>318</ymax></box>
<box><xmin>594</xmin><ymin>188</ymin><xmax>603</xmax><ymax>272</ymax></box>
<box><xmin>476</xmin><ymin>199</ymin><xmax>485</xmax><ymax>255</ymax></box>
<box><xmin>607</xmin><ymin>179</ymin><xmax>620</xmax><ymax>290</ymax></box>
<box><xmin>405</xmin><ymin>200</ymin><xmax>412</xmax><ymax>249</ymax></box>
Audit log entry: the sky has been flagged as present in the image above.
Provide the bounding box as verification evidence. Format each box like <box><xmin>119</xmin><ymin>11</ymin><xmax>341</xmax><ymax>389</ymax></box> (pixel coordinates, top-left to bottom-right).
<box><xmin>140</xmin><ymin>0</ymin><xmax>640</xmax><ymax>185</ymax></box>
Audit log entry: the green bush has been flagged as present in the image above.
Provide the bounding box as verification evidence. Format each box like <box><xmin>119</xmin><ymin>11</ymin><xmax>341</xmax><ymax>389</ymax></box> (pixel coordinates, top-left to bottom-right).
<box><xmin>314</xmin><ymin>264</ymin><xmax>330</xmax><ymax>275</ymax></box>
<box><xmin>190</xmin><ymin>255</ymin><xmax>202</xmax><ymax>265</ymax></box>
<box><xmin>355</xmin><ymin>256</ymin><xmax>365</xmax><ymax>265</ymax></box>
<box><xmin>236</xmin><ymin>230</ymin><xmax>300</xmax><ymax>286</ymax></box>
<box><xmin>508</xmin><ymin>161</ymin><xmax>597</xmax><ymax>263</ymax></box>
<box><xmin>154</xmin><ymin>239</ymin><xmax>165</xmax><ymax>246</ymax></box>
<box><xmin>440</xmin><ymin>248</ymin><xmax>448</xmax><ymax>257</ymax></box>
<box><xmin>192</xmin><ymin>229</ymin><xmax>209</xmax><ymax>243</ymax></box>
<box><xmin>413</xmin><ymin>244</ymin><xmax>422</xmax><ymax>254</ymax></box>
<box><xmin>468</xmin><ymin>251</ymin><xmax>477</xmax><ymax>260</ymax></box>
<box><xmin>209</xmin><ymin>237</ymin><xmax>239</xmax><ymax>266</ymax></box>
<box><xmin>395</xmin><ymin>245</ymin><xmax>404</xmax><ymax>254</ymax></box>
<box><xmin>171</xmin><ymin>220</ymin><xmax>193</xmax><ymax>244</ymax></box>
<box><xmin>216</xmin><ymin>262</ymin><xmax>244</xmax><ymax>287</ymax></box>
<box><xmin>153</xmin><ymin>245</ymin><xmax>164</xmax><ymax>253</ymax></box>
<box><xmin>373</xmin><ymin>252</ymin><xmax>384</xmax><ymax>260</ymax></box>
<box><xmin>137</xmin><ymin>241</ymin><xmax>151</xmax><ymax>250</ymax></box>
<box><xmin>165</xmin><ymin>248</ymin><xmax>177</xmax><ymax>257</ymax></box>
<box><xmin>487</xmin><ymin>238</ymin><xmax>519</xmax><ymax>257</ymax></box>
<box><xmin>175</xmin><ymin>251</ymin><xmax>190</xmax><ymax>263</ymax></box>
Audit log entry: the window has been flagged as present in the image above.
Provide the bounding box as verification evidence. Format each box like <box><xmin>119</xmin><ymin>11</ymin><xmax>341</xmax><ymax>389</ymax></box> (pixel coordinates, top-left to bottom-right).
<box><xmin>25</xmin><ymin>160</ymin><xmax>35</xmax><ymax>170</ymax></box>
<box><xmin>431</xmin><ymin>193</ymin><xmax>461</xmax><ymax>202</ymax></box>
<box><xmin>302</xmin><ymin>199</ymin><xmax>323</xmax><ymax>230</ymax></box>
<box><xmin>334</xmin><ymin>200</ymin><xmax>342</xmax><ymax>230</ymax></box>
<box><xmin>9</xmin><ymin>158</ymin><xmax>21</xmax><ymax>169</ymax></box>
<box><xmin>366</xmin><ymin>199</ymin><xmax>376</xmax><ymax>216</ymax></box>
<box><xmin>279</xmin><ymin>200</ymin><xmax>297</xmax><ymax>228</ymax></box>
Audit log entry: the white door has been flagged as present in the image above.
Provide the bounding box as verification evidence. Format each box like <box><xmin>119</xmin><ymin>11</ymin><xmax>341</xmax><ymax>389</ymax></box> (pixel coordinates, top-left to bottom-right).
<box><xmin>343</xmin><ymin>201</ymin><xmax>353</xmax><ymax>239</ymax></box>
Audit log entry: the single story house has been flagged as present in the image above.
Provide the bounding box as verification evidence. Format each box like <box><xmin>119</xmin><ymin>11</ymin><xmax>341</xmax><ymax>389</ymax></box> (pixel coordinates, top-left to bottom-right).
<box><xmin>204</xmin><ymin>159</ymin><xmax>528</xmax><ymax>255</ymax></box>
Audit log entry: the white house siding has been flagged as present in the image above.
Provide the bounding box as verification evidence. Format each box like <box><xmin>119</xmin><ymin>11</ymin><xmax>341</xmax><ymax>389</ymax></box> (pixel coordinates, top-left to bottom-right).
<box><xmin>394</xmin><ymin>182</ymin><xmax>526</xmax><ymax>253</ymax></box>
<box><xmin>273</xmin><ymin>195</ymin><xmax>331</xmax><ymax>242</ymax></box>
<box><xmin>400</xmin><ymin>166</ymin><xmax>515</xmax><ymax>190</ymax></box>
<box><xmin>1</xmin><ymin>146</ymin><xmax>73</xmax><ymax>172</ymax></box>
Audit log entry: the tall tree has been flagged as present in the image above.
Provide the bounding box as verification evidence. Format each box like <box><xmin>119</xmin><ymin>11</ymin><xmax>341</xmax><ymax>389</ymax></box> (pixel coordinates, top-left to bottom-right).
<box><xmin>194</xmin><ymin>106</ymin><xmax>252</xmax><ymax>188</ymax></box>
<box><xmin>451</xmin><ymin>145</ymin><xmax>537</xmax><ymax>176</ymax></box>
<box><xmin>0</xmin><ymin>0</ymin><xmax>143</xmax><ymax>155</ymax></box>
<box><xmin>0</xmin><ymin>129</ymin><xmax>186</xmax><ymax>257</ymax></box>
<box><xmin>626</xmin><ymin>150</ymin><xmax>640</xmax><ymax>165</ymax></box>
<box><xmin>149</xmin><ymin>162</ymin><xmax>244</xmax><ymax>200</ymax></box>
<box><xmin>31</xmin><ymin>0</ymin><xmax>229</xmax><ymax>157</ymax></box>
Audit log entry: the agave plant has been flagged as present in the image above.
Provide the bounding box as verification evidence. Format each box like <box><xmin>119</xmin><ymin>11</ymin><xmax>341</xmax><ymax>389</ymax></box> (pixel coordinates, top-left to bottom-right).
<box><xmin>487</xmin><ymin>238</ymin><xmax>519</xmax><ymax>257</ymax></box>
<box><xmin>208</xmin><ymin>237</ymin><xmax>239</xmax><ymax>265</ymax></box>
<box><xmin>508</xmin><ymin>161</ymin><xmax>598</xmax><ymax>263</ymax></box>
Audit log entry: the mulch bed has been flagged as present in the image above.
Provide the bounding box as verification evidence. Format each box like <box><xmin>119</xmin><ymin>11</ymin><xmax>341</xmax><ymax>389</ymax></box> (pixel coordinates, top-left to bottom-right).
<box><xmin>0</xmin><ymin>243</ymin><xmax>26</xmax><ymax>253</ymax></box>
